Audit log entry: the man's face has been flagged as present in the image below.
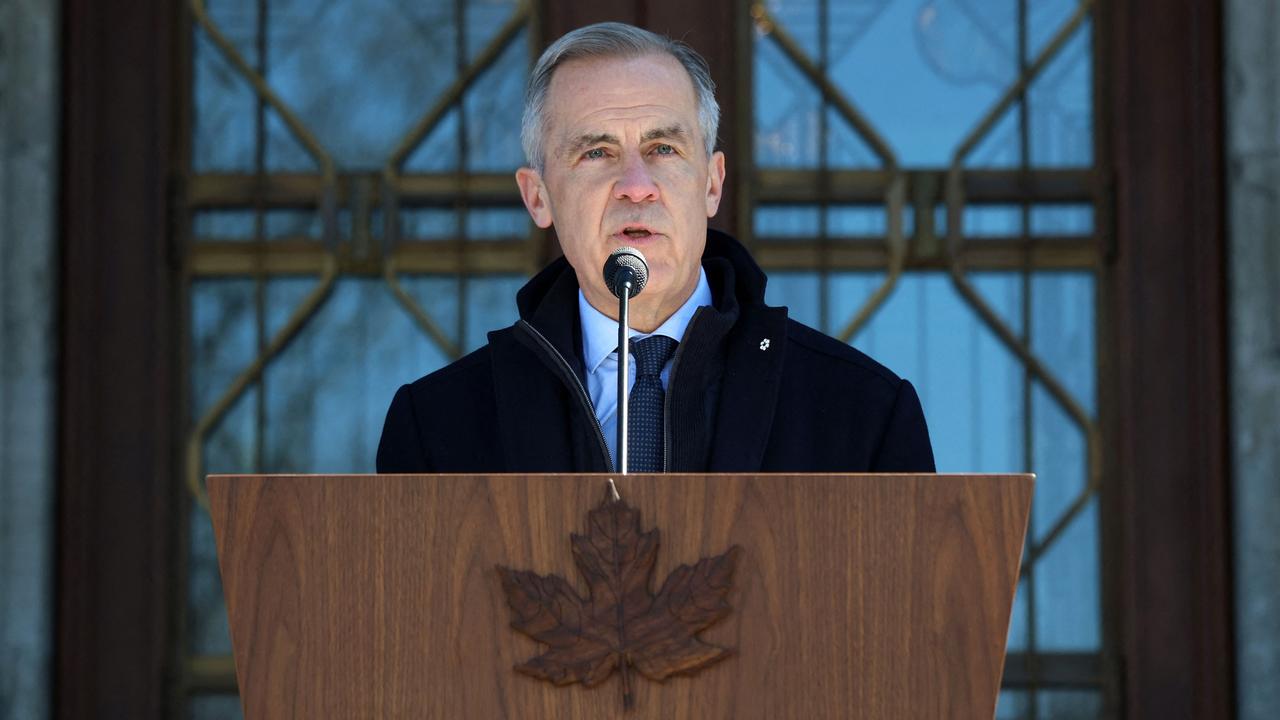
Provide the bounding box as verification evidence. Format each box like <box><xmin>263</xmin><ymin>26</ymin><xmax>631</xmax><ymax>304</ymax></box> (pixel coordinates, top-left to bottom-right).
<box><xmin>515</xmin><ymin>53</ymin><xmax>726</xmax><ymax>327</ymax></box>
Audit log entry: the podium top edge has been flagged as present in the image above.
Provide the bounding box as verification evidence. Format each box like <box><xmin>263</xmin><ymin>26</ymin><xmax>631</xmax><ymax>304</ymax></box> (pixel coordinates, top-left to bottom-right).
<box><xmin>206</xmin><ymin>472</ymin><xmax>1035</xmax><ymax>481</ymax></box>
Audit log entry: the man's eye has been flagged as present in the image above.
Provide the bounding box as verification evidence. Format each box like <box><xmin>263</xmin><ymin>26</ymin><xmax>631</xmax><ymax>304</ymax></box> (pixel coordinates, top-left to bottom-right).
<box><xmin>653</xmin><ymin>144</ymin><xmax>676</xmax><ymax>155</ymax></box>
<box><xmin>583</xmin><ymin>148</ymin><xmax>607</xmax><ymax>160</ymax></box>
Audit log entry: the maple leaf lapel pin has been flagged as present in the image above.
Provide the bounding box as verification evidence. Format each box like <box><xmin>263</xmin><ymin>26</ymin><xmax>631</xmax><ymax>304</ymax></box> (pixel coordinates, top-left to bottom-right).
<box><xmin>496</xmin><ymin>491</ymin><xmax>744</xmax><ymax>709</ymax></box>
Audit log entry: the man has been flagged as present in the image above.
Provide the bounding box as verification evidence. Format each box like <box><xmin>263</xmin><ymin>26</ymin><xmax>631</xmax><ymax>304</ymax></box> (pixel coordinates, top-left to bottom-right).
<box><xmin>376</xmin><ymin>22</ymin><xmax>934</xmax><ymax>474</ymax></box>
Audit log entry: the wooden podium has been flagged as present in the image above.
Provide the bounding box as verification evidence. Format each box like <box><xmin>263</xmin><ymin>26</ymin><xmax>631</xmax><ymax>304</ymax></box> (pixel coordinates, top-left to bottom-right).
<box><xmin>209</xmin><ymin>473</ymin><xmax>1032</xmax><ymax>719</ymax></box>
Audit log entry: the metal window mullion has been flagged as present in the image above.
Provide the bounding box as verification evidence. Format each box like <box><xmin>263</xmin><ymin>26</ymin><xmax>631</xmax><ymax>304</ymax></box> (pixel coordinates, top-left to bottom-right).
<box><xmin>817</xmin><ymin>0</ymin><xmax>831</xmax><ymax>335</ymax></box>
<box><xmin>454</xmin><ymin>0</ymin><xmax>470</xmax><ymax>358</ymax></box>
<box><xmin>253</xmin><ymin>0</ymin><xmax>269</xmax><ymax>477</ymax></box>
<box><xmin>1016</xmin><ymin>0</ymin><xmax>1040</xmax><ymax>717</ymax></box>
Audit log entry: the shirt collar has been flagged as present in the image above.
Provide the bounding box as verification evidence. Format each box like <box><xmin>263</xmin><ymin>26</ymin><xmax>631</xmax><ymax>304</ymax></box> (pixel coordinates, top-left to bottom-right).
<box><xmin>579</xmin><ymin>267</ymin><xmax>712</xmax><ymax>375</ymax></box>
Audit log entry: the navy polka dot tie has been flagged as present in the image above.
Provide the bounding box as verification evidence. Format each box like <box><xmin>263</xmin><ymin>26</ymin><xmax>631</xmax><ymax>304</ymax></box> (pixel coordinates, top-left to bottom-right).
<box><xmin>627</xmin><ymin>335</ymin><xmax>678</xmax><ymax>473</ymax></box>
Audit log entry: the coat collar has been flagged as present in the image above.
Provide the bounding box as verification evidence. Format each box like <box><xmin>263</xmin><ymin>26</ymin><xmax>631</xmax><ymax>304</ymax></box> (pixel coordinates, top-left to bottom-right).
<box><xmin>493</xmin><ymin>229</ymin><xmax>789</xmax><ymax>472</ymax></box>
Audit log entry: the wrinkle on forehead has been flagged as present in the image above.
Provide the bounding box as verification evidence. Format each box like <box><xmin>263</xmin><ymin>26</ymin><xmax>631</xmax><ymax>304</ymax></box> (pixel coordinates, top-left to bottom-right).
<box><xmin>545</xmin><ymin>54</ymin><xmax>702</xmax><ymax>160</ymax></box>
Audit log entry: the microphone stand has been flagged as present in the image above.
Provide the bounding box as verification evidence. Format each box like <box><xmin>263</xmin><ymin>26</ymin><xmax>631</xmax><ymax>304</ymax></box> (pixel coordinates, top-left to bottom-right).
<box><xmin>616</xmin><ymin>268</ymin><xmax>634</xmax><ymax>475</ymax></box>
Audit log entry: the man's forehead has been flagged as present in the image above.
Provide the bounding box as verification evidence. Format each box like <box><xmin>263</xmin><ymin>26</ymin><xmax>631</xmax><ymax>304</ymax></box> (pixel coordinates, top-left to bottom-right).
<box><xmin>549</xmin><ymin>51</ymin><xmax>694</xmax><ymax>92</ymax></box>
<box><xmin>546</xmin><ymin>54</ymin><xmax>701</xmax><ymax>151</ymax></box>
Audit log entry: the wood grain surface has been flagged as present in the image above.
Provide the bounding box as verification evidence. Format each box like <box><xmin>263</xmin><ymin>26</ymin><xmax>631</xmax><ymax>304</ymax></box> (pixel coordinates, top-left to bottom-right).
<box><xmin>209</xmin><ymin>473</ymin><xmax>1032</xmax><ymax>719</ymax></box>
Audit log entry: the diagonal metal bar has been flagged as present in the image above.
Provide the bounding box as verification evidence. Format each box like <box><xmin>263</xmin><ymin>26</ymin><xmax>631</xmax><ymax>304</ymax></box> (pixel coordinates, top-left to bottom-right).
<box><xmin>753</xmin><ymin>2</ymin><xmax>906</xmax><ymax>341</ymax></box>
<box><xmin>945</xmin><ymin>168</ymin><xmax>1104</xmax><ymax>567</ymax></box>
<box><xmin>753</xmin><ymin>2</ymin><xmax>898</xmax><ymax>170</ymax></box>
<box><xmin>189</xmin><ymin>0</ymin><xmax>336</xmax><ymax>182</ymax></box>
<box><xmin>940</xmin><ymin>1</ymin><xmax>1104</xmax><ymax>566</ymax></box>
<box><xmin>836</xmin><ymin>172</ymin><xmax>907</xmax><ymax>342</ymax></box>
<box><xmin>384</xmin><ymin>1</ymin><xmax>530</xmax><ymax>173</ymax></box>
<box><xmin>952</xmin><ymin>0</ymin><xmax>1095</xmax><ymax>164</ymax></box>
<box><xmin>383</xmin><ymin>258</ymin><xmax>463</xmax><ymax>361</ymax></box>
<box><xmin>947</xmin><ymin>246</ymin><xmax>1099</xmax><ymax>442</ymax></box>
<box><xmin>185</xmin><ymin>254</ymin><xmax>339</xmax><ymax>508</ymax></box>
<box><xmin>1020</xmin><ymin>477</ymin><xmax>1099</xmax><ymax>578</ymax></box>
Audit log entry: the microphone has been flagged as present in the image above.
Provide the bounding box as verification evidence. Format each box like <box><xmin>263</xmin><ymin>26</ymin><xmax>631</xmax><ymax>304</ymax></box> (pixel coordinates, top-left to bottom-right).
<box><xmin>601</xmin><ymin>247</ymin><xmax>649</xmax><ymax>474</ymax></box>
<box><xmin>604</xmin><ymin>246</ymin><xmax>649</xmax><ymax>299</ymax></box>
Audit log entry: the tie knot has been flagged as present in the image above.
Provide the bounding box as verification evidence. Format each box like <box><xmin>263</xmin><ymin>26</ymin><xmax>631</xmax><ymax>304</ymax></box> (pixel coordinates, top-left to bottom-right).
<box><xmin>631</xmin><ymin>335</ymin><xmax>678</xmax><ymax>377</ymax></box>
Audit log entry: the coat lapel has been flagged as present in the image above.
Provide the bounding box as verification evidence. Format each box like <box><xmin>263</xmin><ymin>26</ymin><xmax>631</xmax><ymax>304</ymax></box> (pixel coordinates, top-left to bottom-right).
<box><xmin>707</xmin><ymin>305</ymin><xmax>789</xmax><ymax>471</ymax></box>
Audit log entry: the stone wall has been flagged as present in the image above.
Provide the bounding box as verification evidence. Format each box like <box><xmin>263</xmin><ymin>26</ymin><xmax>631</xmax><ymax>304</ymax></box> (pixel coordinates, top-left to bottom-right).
<box><xmin>1226</xmin><ymin>2</ymin><xmax>1280</xmax><ymax>718</ymax></box>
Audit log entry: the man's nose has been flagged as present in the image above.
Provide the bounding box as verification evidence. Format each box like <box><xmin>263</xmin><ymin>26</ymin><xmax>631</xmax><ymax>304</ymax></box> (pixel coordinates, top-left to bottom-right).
<box><xmin>613</xmin><ymin>153</ymin><xmax>659</xmax><ymax>203</ymax></box>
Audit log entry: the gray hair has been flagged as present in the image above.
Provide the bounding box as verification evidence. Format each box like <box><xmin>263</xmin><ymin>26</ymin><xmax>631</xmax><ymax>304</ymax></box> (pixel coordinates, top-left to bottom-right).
<box><xmin>520</xmin><ymin>22</ymin><xmax>720</xmax><ymax>171</ymax></box>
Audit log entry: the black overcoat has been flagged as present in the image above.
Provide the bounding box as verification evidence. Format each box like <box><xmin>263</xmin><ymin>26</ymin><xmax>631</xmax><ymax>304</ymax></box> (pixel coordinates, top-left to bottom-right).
<box><xmin>376</xmin><ymin>230</ymin><xmax>935</xmax><ymax>474</ymax></box>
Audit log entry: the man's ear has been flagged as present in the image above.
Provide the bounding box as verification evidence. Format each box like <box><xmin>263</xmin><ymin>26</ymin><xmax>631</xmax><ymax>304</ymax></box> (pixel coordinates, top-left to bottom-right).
<box><xmin>705</xmin><ymin>150</ymin><xmax>727</xmax><ymax>218</ymax></box>
<box><xmin>515</xmin><ymin>167</ymin><xmax>554</xmax><ymax>229</ymax></box>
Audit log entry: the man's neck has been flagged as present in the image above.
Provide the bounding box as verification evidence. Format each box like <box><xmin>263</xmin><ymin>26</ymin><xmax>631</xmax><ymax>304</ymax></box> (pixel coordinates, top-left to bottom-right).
<box><xmin>582</xmin><ymin>277</ymin><xmax>700</xmax><ymax>333</ymax></box>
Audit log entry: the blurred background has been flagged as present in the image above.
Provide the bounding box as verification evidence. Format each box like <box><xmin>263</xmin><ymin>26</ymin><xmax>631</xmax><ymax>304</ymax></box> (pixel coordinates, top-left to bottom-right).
<box><xmin>0</xmin><ymin>0</ymin><xmax>1275</xmax><ymax>718</ymax></box>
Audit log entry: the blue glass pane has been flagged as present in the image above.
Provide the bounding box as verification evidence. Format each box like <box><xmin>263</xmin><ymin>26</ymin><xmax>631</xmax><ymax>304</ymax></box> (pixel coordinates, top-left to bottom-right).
<box><xmin>1029</xmin><ymin>0</ymin><xmax>1084</xmax><ymax>59</ymax></box>
<box><xmin>189</xmin><ymin>693</ymin><xmax>244</xmax><ymax>720</ymax></box>
<box><xmin>265</xmin><ymin>210</ymin><xmax>322</xmax><ymax>239</ymax></box>
<box><xmin>755</xmin><ymin>35</ymin><xmax>822</xmax><ymax>167</ymax></box>
<box><xmin>765</xmin><ymin>0</ymin><xmax>820</xmax><ymax>58</ymax></box>
<box><xmin>462</xmin><ymin>275</ymin><xmax>525</xmax><ymax>353</ymax></box>
<box><xmin>1040</xmin><ymin>689</ymin><xmax>1103</xmax><ymax>718</ymax></box>
<box><xmin>173</xmin><ymin>208</ymin><xmax>336</xmax><ymax>244</ymax></box>
<box><xmin>257</xmin><ymin>277</ymin><xmax>460</xmax><ymax>472</ymax></box>
<box><xmin>1031</xmin><ymin>381</ymin><xmax>1088</xmax><ymax>546</ymax></box>
<box><xmin>192</xmin><ymin>280</ymin><xmax>257</xmax><ymax>419</ymax></box>
<box><xmin>192</xmin><ymin>29</ymin><xmax>256</xmax><ymax>172</ymax></box>
<box><xmin>966</xmin><ymin>102</ymin><xmax>1023</xmax><ymax>168</ymax></box>
<box><xmin>827</xmin><ymin>0</ymin><xmax>1019</xmax><ymax>165</ymax></box>
<box><xmin>825</xmin><ymin>107</ymin><xmax>880</xmax><ymax>168</ymax></box>
<box><xmin>1029</xmin><ymin>21</ymin><xmax>1093</xmax><ymax>167</ymax></box>
<box><xmin>964</xmin><ymin>205</ymin><xmax>1024</xmax><ymax>236</ymax></box>
<box><xmin>830</xmin><ymin>272</ymin><xmax>1026</xmax><ymax>472</ymax></box>
<box><xmin>401</xmin><ymin>209</ymin><xmax>460</xmax><ymax>240</ymax></box>
<box><xmin>1032</xmin><ymin>273</ymin><xmax>1095</xmax><ymax>415</ymax></box>
<box><xmin>828</xmin><ymin>205</ymin><xmax>888</xmax><ymax>235</ymax></box>
<box><xmin>193</xmin><ymin>1</ymin><xmax>526</xmax><ymax>170</ymax></box>
<box><xmin>1033</xmin><ymin>496</ymin><xmax>1101</xmax><ymax>651</ymax></box>
<box><xmin>996</xmin><ymin>689</ymin><xmax>1029</xmax><ymax>719</ymax></box>
<box><xmin>755</xmin><ymin>205</ymin><xmax>891</xmax><ymax>237</ymax></box>
<box><xmin>826</xmin><ymin>271</ymin><xmax>886</xmax><ymax>337</ymax></box>
<box><xmin>755</xmin><ymin>206</ymin><xmax>821</xmax><ymax>237</ymax></box>
<box><xmin>1031</xmin><ymin>204</ymin><xmax>1094</xmax><ymax>236</ymax></box>
<box><xmin>763</xmin><ymin>272</ymin><xmax>822</xmax><ymax>329</ymax></box>
<box><xmin>463</xmin><ymin>30</ymin><xmax>528</xmax><ymax>171</ymax></box>
<box><xmin>756</xmin><ymin>1</ymin><xmax>1092</xmax><ymax>168</ymax></box>
<box><xmin>465</xmin><ymin>0</ymin><xmax>523</xmax><ymax>63</ymax></box>
<box><xmin>1007</xmin><ymin>576</ymin><xmax>1029</xmax><ymax>652</ymax></box>
<box><xmin>466</xmin><ymin>208</ymin><xmax>531</xmax><ymax>240</ymax></box>
<box><xmin>404</xmin><ymin>108</ymin><xmax>462</xmax><ymax>172</ymax></box>
<box><xmin>188</xmin><ymin>279</ymin><xmax>257</xmax><ymax>655</ymax></box>
<box><xmin>262</xmin><ymin>104</ymin><xmax>321</xmax><ymax>172</ymax></box>
<box><xmin>260</xmin><ymin>0</ymin><xmax>459</xmax><ymax>169</ymax></box>
<box><xmin>193</xmin><ymin>211</ymin><xmax>256</xmax><ymax>240</ymax></box>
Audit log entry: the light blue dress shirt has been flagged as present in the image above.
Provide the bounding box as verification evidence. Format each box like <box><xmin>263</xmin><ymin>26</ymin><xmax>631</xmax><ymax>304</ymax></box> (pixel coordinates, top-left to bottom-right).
<box><xmin>579</xmin><ymin>267</ymin><xmax>713</xmax><ymax>469</ymax></box>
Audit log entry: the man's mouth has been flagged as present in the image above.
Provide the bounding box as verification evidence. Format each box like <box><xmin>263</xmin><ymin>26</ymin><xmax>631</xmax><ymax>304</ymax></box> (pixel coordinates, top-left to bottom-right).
<box><xmin>616</xmin><ymin>225</ymin><xmax>658</xmax><ymax>240</ymax></box>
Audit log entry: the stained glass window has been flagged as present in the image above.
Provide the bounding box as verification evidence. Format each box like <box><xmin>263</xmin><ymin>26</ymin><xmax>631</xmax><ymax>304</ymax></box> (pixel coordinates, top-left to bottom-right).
<box><xmin>179</xmin><ymin>1</ymin><xmax>1108</xmax><ymax>716</ymax></box>
<box><xmin>751</xmin><ymin>0</ymin><xmax>1105</xmax><ymax>716</ymax></box>
<box><xmin>182</xmin><ymin>0</ymin><xmax>534</xmax><ymax>715</ymax></box>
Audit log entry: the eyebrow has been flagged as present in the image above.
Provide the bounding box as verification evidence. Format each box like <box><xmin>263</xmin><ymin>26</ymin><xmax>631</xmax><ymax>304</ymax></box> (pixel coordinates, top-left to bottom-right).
<box><xmin>562</xmin><ymin>133</ymin><xmax>620</xmax><ymax>159</ymax></box>
<box><xmin>641</xmin><ymin>125</ymin><xmax>690</xmax><ymax>144</ymax></box>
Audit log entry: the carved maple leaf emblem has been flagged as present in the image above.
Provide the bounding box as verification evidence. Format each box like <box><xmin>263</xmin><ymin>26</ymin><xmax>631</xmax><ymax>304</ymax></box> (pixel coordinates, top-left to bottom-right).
<box><xmin>497</xmin><ymin>494</ymin><xmax>743</xmax><ymax>709</ymax></box>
